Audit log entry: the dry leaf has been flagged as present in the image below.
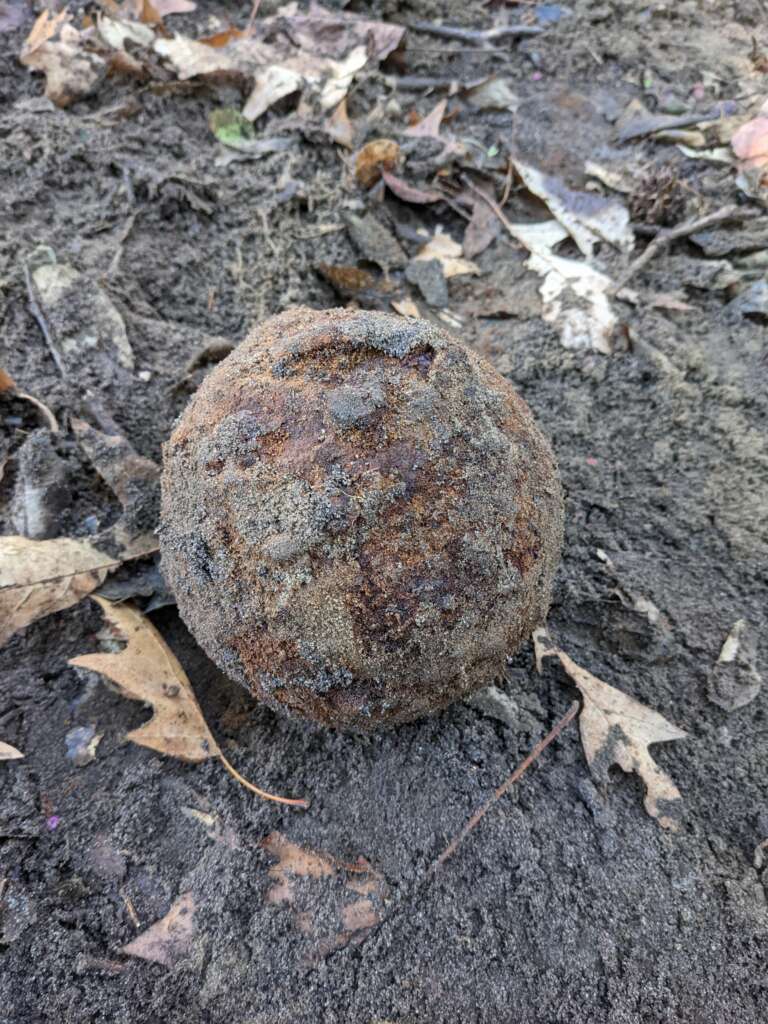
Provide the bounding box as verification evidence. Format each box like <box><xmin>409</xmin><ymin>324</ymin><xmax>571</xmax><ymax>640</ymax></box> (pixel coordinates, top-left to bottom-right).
<box><xmin>261</xmin><ymin>831</ymin><xmax>387</xmax><ymax>961</ymax></box>
<box><xmin>381</xmin><ymin>170</ymin><xmax>441</xmax><ymax>205</ymax></box>
<box><xmin>731</xmin><ymin>110</ymin><xmax>768</xmax><ymax>173</ymax></box>
<box><xmin>20</xmin><ymin>11</ymin><xmax>107</xmax><ymax>107</ymax></box>
<box><xmin>242</xmin><ymin>63</ymin><xmax>303</xmax><ymax>121</ymax></box>
<box><xmin>122</xmin><ymin>892</ymin><xmax>195</xmax><ymax>967</ymax></box>
<box><xmin>512</xmin><ymin>158</ymin><xmax>634</xmax><ymax>258</ymax></box>
<box><xmin>0</xmin><ymin>741</ymin><xmax>24</xmax><ymax>760</ymax></box>
<box><xmin>0</xmin><ymin>368</ymin><xmax>59</xmax><ymax>432</ymax></box>
<box><xmin>326</xmin><ymin>97</ymin><xmax>354</xmax><ymax>149</ymax></box>
<box><xmin>405</xmin><ymin>98</ymin><xmax>447</xmax><ymax>138</ymax></box>
<box><xmin>497</xmin><ymin>215</ymin><xmax>616</xmax><ymax>353</ymax></box>
<box><xmin>0</xmin><ymin>536</ymin><xmax>113</xmax><ymax>647</ymax></box>
<box><xmin>414</xmin><ymin>228</ymin><xmax>480</xmax><ymax>278</ymax></box>
<box><xmin>391</xmin><ymin>297</ymin><xmax>421</xmax><ymax>318</ymax></box>
<box><xmin>355</xmin><ymin>139</ymin><xmax>400</xmax><ymax>188</ymax></box>
<box><xmin>72</xmin><ymin>419</ymin><xmax>159</xmax><ymax>558</ymax></box>
<box><xmin>146</xmin><ymin>0</ymin><xmax>196</xmax><ymax>16</ymax></box>
<box><xmin>154</xmin><ymin>3</ymin><xmax>400</xmax><ymax>123</ymax></box>
<box><xmin>533</xmin><ymin>629</ymin><xmax>687</xmax><ymax>830</ymax></box>
<box><xmin>708</xmin><ymin>619</ymin><xmax>762</xmax><ymax>711</ymax></box>
<box><xmin>70</xmin><ymin>598</ymin><xmax>308</xmax><ymax>806</ymax></box>
<box><xmin>69</xmin><ymin>597</ymin><xmax>221</xmax><ymax>761</ymax></box>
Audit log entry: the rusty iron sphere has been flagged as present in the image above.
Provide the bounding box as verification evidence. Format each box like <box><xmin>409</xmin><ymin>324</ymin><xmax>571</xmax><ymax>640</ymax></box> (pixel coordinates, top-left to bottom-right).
<box><xmin>160</xmin><ymin>308</ymin><xmax>564</xmax><ymax>730</ymax></box>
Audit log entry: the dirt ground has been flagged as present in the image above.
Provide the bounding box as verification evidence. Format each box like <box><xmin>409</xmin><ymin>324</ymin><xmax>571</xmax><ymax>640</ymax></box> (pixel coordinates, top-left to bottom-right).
<box><xmin>1</xmin><ymin>1</ymin><xmax>767</xmax><ymax>1022</ymax></box>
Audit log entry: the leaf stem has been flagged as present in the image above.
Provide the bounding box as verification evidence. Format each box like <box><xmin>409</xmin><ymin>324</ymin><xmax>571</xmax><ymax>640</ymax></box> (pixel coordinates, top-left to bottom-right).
<box><xmin>218</xmin><ymin>751</ymin><xmax>309</xmax><ymax>809</ymax></box>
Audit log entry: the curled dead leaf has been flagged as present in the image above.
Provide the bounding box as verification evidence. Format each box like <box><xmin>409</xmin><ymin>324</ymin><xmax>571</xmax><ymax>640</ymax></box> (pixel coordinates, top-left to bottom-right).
<box><xmin>0</xmin><ymin>369</ymin><xmax>59</xmax><ymax>432</ymax></box>
<box><xmin>533</xmin><ymin>629</ymin><xmax>687</xmax><ymax>830</ymax></box>
<box><xmin>0</xmin><ymin>536</ymin><xmax>114</xmax><ymax>648</ymax></box>
<box><xmin>21</xmin><ymin>11</ymin><xmax>107</xmax><ymax>108</ymax></box>
<box><xmin>381</xmin><ymin>170</ymin><xmax>442</xmax><ymax>205</ymax></box>
<box><xmin>355</xmin><ymin>139</ymin><xmax>400</xmax><ymax>188</ymax></box>
<box><xmin>69</xmin><ymin>598</ymin><xmax>308</xmax><ymax>807</ymax></box>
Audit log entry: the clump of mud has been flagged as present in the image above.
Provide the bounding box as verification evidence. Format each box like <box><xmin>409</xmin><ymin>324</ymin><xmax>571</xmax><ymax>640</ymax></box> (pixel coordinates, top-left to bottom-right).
<box><xmin>160</xmin><ymin>308</ymin><xmax>564</xmax><ymax>729</ymax></box>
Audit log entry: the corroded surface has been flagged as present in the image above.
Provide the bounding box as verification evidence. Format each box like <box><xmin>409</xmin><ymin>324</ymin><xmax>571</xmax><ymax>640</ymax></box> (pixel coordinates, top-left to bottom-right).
<box><xmin>160</xmin><ymin>308</ymin><xmax>564</xmax><ymax>729</ymax></box>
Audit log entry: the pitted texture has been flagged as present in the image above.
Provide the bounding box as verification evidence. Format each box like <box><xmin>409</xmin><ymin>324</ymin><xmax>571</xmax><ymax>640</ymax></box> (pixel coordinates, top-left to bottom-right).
<box><xmin>160</xmin><ymin>308</ymin><xmax>564</xmax><ymax>729</ymax></box>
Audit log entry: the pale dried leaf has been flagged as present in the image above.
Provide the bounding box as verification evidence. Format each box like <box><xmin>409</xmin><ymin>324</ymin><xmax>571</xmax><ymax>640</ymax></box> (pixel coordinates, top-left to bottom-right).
<box><xmin>391</xmin><ymin>297</ymin><xmax>422</xmax><ymax>318</ymax></box>
<box><xmin>534</xmin><ymin>629</ymin><xmax>687</xmax><ymax>830</ymax></box>
<box><xmin>677</xmin><ymin>144</ymin><xmax>734</xmax><ymax>164</ymax></box>
<box><xmin>21</xmin><ymin>14</ymin><xmax>106</xmax><ymax>108</ymax></box>
<box><xmin>326</xmin><ymin>97</ymin><xmax>354</xmax><ymax>149</ymax></box>
<box><xmin>512</xmin><ymin>158</ymin><xmax>634</xmax><ymax>257</ymax></box>
<box><xmin>405</xmin><ymin>98</ymin><xmax>447</xmax><ymax>138</ymax></box>
<box><xmin>243</xmin><ymin>64</ymin><xmax>302</xmax><ymax>121</ymax></box>
<box><xmin>122</xmin><ymin>892</ymin><xmax>195</xmax><ymax>967</ymax></box>
<box><xmin>0</xmin><ymin>741</ymin><xmax>24</xmax><ymax>760</ymax></box>
<box><xmin>152</xmin><ymin>0</ymin><xmax>196</xmax><ymax>14</ymax></box>
<box><xmin>0</xmin><ymin>536</ymin><xmax>111</xmax><ymax>647</ymax></box>
<box><xmin>69</xmin><ymin>597</ymin><xmax>219</xmax><ymax>762</ymax></box>
<box><xmin>708</xmin><ymin>619</ymin><xmax>762</xmax><ymax>711</ymax></box>
<box><xmin>498</xmin><ymin>217</ymin><xmax>616</xmax><ymax>353</ymax></box>
<box><xmin>97</xmin><ymin>14</ymin><xmax>155</xmax><ymax>50</ymax></box>
<box><xmin>415</xmin><ymin>229</ymin><xmax>480</xmax><ymax>278</ymax></box>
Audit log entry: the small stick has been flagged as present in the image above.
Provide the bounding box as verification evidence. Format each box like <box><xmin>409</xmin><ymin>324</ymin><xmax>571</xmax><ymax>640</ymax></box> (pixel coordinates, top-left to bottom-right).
<box><xmin>246</xmin><ymin>0</ymin><xmax>263</xmax><ymax>34</ymax></box>
<box><xmin>23</xmin><ymin>262</ymin><xmax>66</xmax><ymax>379</ymax></box>
<box><xmin>409</xmin><ymin>21</ymin><xmax>542</xmax><ymax>42</ymax></box>
<box><xmin>432</xmin><ymin>700</ymin><xmax>579</xmax><ymax>870</ymax></box>
<box><xmin>611</xmin><ymin>204</ymin><xmax>744</xmax><ymax>294</ymax></box>
<box><xmin>461</xmin><ymin>173</ymin><xmax>524</xmax><ymax>244</ymax></box>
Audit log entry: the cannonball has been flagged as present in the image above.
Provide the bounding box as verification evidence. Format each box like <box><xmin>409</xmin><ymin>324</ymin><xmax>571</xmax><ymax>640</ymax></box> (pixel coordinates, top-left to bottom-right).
<box><xmin>160</xmin><ymin>308</ymin><xmax>564</xmax><ymax>730</ymax></box>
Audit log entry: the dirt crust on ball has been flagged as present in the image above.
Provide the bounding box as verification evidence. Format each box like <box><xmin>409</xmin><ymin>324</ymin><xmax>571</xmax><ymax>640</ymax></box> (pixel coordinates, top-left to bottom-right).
<box><xmin>160</xmin><ymin>308</ymin><xmax>564</xmax><ymax>729</ymax></box>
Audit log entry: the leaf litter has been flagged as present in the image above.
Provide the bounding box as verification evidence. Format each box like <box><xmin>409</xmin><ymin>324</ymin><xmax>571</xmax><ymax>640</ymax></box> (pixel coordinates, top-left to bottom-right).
<box><xmin>533</xmin><ymin>629</ymin><xmax>687</xmax><ymax>830</ymax></box>
<box><xmin>21</xmin><ymin>1</ymin><xmax>404</xmax><ymax>121</ymax></box>
<box><xmin>0</xmin><ymin>741</ymin><xmax>24</xmax><ymax>761</ymax></box>
<box><xmin>69</xmin><ymin>597</ymin><xmax>309</xmax><ymax>808</ymax></box>
<box><xmin>261</xmin><ymin>831</ymin><xmax>387</xmax><ymax>962</ymax></box>
<box><xmin>122</xmin><ymin>892</ymin><xmax>196</xmax><ymax>968</ymax></box>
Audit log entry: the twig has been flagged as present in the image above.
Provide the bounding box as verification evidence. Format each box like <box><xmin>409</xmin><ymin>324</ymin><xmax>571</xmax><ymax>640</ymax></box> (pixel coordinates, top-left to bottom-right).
<box><xmin>431</xmin><ymin>701</ymin><xmax>579</xmax><ymax>870</ymax></box>
<box><xmin>611</xmin><ymin>205</ymin><xmax>745</xmax><ymax>293</ymax></box>
<box><xmin>460</xmin><ymin>173</ymin><xmax>524</xmax><ymax>243</ymax></box>
<box><xmin>246</xmin><ymin>0</ymin><xmax>263</xmax><ymax>35</ymax></box>
<box><xmin>106</xmin><ymin>211</ymin><xmax>138</xmax><ymax>280</ymax></box>
<box><xmin>409</xmin><ymin>20</ymin><xmax>542</xmax><ymax>41</ymax></box>
<box><xmin>23</xmin><ymin>262</ymin><xmax>66</xmax><ymax>379</ymax></box>
<box><xmin>500</xmin><ymin>155</ymin><xmax>514</xmax><ymax>208</ymax></box>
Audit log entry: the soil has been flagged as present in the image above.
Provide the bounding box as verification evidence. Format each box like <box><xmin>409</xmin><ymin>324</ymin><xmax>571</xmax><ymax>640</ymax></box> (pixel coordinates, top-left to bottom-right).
<box><xmin>1</xmin><ymin>2</ymin><xmax>767</xmax><ymax>1023</ymax></box>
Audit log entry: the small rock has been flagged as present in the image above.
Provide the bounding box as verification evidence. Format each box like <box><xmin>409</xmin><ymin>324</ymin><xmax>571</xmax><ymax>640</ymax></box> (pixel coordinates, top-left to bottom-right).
<box><xmin>405</xmin><ymin>258</ymin><xmax>449</xmax><ymax>307</ymax></box>
<box><xmin>344</xmin><ymin>212</ymin><xmax>407</xmax><ymax>272</ymax></box>
<box><xmin>65</xmin><ymin>724</ymin><xmax>102</xmax><ymax>766</ymax></box>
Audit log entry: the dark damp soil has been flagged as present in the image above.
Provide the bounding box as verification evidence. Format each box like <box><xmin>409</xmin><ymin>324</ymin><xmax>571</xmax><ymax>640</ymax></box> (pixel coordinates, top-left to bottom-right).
<box><xmin>1</xmin><ymin>2</ymin><xmax>767</xmax><ymax>1022</ymax></box>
